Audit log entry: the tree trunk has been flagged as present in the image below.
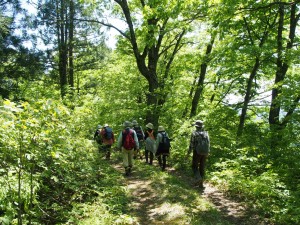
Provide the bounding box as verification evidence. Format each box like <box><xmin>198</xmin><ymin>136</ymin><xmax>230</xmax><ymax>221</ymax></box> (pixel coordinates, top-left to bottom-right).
<box><xmin>269</xmin><ymin>3</ymin><xmax>299</xmax><ymax>149</ymax></box>
<box><xmin>68</xmin><ymin>0</ymin><xmax>74</xmax><ymax>89</ymax></box>
<box><xmin>57</xmin><ymin>0</ymin><xmax>68</xmax><ymax>98</ymax></box>
<box><xmin>190</xmin><ymin>35</ymin><xmax>215</xmax><ymax>118</ymax></box>
<box><xmin>269</xmin><ymin>3</ymin><xmax>297</xmax><ymax>127</ymax></box>
<box><xmin>114</xmin><ymin>0</ymin><xmax>184</xmax><ymax>127</ymax></box>
<box><xmin>237</xmin><ymin>57</ymin><xmax>260</xmax><ymax>137</ymax></box>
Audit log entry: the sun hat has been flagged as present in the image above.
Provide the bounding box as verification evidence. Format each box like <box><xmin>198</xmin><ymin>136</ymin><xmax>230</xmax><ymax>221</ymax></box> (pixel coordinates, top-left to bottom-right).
<box><xmin>123</xmin><ymin>121</ymin><xmax>132</xmax><ymax>127</ymax></box>
<box><xmin>158</xmin><ymin>126</ymin><xmax>165</xmax><ymax>132</ymax></box>
<box><xmin>193</xmin><ymin>120</ymin><xmax>204</xmax><ymax>128</ymax></box>
<box><xmin>104</xmin><ymin>123</ymin><xmax>109</xmax><ymax>127</ymax></box>
<box><xmin>97</xmin><ymin>125</ymin><xmax>102</xmax><ymax>129</ymax></box>
<box><xmin>132</xmin><ymin>120</ymin><xmax>138</xmax><ymax>126</ymax></box>
<box><xmin>146</xmin><ymin>123</ymin><xmax>154</xmax><ymax>130</ymax></box>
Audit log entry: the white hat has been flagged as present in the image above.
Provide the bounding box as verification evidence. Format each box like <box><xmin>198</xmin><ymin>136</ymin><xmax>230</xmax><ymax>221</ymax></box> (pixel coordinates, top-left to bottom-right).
<box><xmin>146</xmin><ymin>123</ymin><xmax>154</xmax><ymax>129</ymax></box>
<box><xmin>158</xmin><ymin>126</ymin><xmax>165</xmax><ymax>132</ymax></box>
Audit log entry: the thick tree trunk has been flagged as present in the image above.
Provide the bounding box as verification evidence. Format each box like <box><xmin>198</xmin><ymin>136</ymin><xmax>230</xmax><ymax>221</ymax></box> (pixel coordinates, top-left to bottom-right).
<box><xmin>269</xmin><ymin>3</ymin><xmax>297</xmax><ymax>127</ymax></box>
<box><xmin>114</xmin><ymin>0</ymin><xmax>184</xmax><ymax>128</ymax></box>
<box><xmin>269</xmin><ymin>3</ymin><xmax>299</xmax><ymax>150</ymax></box>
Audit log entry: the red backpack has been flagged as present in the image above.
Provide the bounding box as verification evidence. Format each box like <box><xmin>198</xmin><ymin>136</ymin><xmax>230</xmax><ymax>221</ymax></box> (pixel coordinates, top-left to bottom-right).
<box><xmin>122</xmin><ymin>129</ymin><xmax>136</xmax><ymax>150</ymax></box>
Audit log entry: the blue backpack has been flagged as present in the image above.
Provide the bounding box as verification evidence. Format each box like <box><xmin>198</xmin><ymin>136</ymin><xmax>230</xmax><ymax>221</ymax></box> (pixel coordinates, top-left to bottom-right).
<box><xmin>104</xmin><ymin>127</ymin><xmax>113</xmax><ymax>139</ymax></box>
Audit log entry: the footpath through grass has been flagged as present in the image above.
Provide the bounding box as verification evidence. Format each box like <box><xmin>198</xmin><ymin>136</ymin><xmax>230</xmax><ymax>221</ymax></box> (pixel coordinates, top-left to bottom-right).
<box><xmin>67</xmin><ymin>149</ymin><xmax>251</xmax><ymax>225</ymax></box>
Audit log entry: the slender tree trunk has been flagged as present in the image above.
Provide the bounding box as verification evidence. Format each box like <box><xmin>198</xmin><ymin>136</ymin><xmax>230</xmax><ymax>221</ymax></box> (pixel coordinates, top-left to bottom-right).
<box><xmin>237</xmin><ymin>58</ymin><xmax>260</xmax><ymax>137</ymax></box>
<box><xmin>68</xmin><ymin>0</ymin><xmax>74</xmax><ymax>89</ymax></box>
<box><xmin>182</xmin><ymin>78</ymin><xmax>196</xmax><ymax>118</ymax></box>
<box><xmin>190</xmin><ymin>35</ymin><xmax>215</xmax><ymax>118</ymax></box>
<box><xmin>58</xmin><ymin>0</ymin><xmax>68</xmax><ymax>98</ymax></box>
<box><xmin>210</xmin><ymin>76</ymin><xmax>220</xmax><ymax>103</ymax></box>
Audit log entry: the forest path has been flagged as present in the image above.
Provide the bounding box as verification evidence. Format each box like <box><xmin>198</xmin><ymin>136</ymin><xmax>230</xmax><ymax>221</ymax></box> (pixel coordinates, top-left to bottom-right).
<box><xmin>111</xmin><ymin>156</ymin><xmax>268</xmax><ymax>225</ymax></box>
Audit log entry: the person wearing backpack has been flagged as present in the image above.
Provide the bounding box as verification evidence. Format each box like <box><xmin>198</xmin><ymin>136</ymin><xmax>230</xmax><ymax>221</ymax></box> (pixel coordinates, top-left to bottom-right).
<box><xmin>117</xmin><ymin>121</ymin><xmax>139</xmax><ymax>176</ymax></box>
<box><xmin>187</xmin><ymin>120</ymin><xmax>210</xmax><ymax>188</ymax></box>
<box><xmin>156</xmin><ymin>126</ymin><xmax>171</xmax><ymax>171</ymax></box>
<box><xmin>100</xmin><ymin>124</ymin><xmax>115</xmax><ymax>160</ymax></box>
<box><xmin>132</xmin><ymin>120</ymin><xmax>145</xmax><ymax>160</ymax></box>
<box><xmin>144</xmin><ymin>123</ymin><xmax>156</xmax><ymax>165</ymax></box>
<box><xmin>94</xmin><ymin>125</ymin><xmax>103</xmax><ymax>153</ymax></box>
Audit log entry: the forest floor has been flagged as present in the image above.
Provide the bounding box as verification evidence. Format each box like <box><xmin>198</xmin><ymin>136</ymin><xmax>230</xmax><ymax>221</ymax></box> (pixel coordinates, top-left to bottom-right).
<box><xmin>111</xmin><ymin>155</ymin><xmax>270</xmax><ymax>225</ymax></box>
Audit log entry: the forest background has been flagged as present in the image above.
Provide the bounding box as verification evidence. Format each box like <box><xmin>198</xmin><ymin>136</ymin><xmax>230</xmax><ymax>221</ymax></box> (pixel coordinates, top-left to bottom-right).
<box><xmin>0</xmin><ymin>0</ymin><xmax>299</xmax><ymax>224</ymax></box>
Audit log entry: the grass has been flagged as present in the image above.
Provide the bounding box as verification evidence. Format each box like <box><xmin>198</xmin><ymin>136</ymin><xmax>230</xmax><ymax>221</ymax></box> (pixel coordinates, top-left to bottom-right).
<box><xmin>65</xmin><ymin>149</ymin><xmax>243</xmax><ymax>225</ymax></box>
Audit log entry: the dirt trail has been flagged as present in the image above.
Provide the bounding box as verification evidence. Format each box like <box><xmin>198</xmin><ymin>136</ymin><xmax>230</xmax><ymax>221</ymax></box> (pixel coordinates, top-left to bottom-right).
<box><xmin>112</xmin><ymin>160</ymin><xmax>268</xmax><ymax>225</ymax></box>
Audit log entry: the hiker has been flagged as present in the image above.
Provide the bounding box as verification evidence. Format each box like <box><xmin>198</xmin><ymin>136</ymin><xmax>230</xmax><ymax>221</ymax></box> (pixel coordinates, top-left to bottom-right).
<box><xmin>94</xmin><ymin>125</ymin><xmax>103</xmax><ymax>153</ymax></box>
<box><xmin>144</xmin><ymin>123</ymin><xmax>156</xmax><ymax>165</ymax></box>
<box><xmin>117</xmin><ymin>121</ymin><xmax>139</xmax><ymax>176</ymax></box>
<box><xmin>132</xmin><ymin>120</ymin><xmax>145</xmax><ymax>159</ymax></box>
<box><xmin>187</xmin><ymin>120</ymin><xmax>210</xmax><ymax>188</ymax></box>
<box><xmin>100</xmin><ymin>123</ymin><xmax>115</xmax><ymax>160</ymax></box>
<box><xmin>156</xmin><ymin>126</ymin><xmax>171</xmax><ymax>171</ymax></box>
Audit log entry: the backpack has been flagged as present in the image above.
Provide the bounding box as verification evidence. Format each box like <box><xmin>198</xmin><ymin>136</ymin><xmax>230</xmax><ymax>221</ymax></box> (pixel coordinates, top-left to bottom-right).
<box><xmin>160</xmin><ymin>132</ymin><xmax>171</xmax><ymax>150</ymax></box>
<box><xmin>122</xmin><ymin>129</ymin><xmax>136</xmax><ymax>150</ymax></box>
<box><xmin>134</xmin><ymin>126</ymin><xmax>144</xmax><ymax>141</ymax></box>
<box><xmin>104</xmin><ymin>127</ymin><xmax>113</xmax><ymax>139</ymax></box>
<box><xmin>195</xmin><ymin>131</ymin><xmax>209</xmax><ymax>154</ymax></box>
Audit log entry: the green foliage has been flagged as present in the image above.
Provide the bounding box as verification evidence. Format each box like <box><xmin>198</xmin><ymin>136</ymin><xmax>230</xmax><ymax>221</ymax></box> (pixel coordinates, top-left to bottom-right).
<box><xmin>1</xmin><ymin>0</ymin><xmax>300</xmax><ymax>224</ymax></box>
<box><xmin>0</xmin><ymin>98</ymin><xmax>130</xmax><ymax>224</ymax></box>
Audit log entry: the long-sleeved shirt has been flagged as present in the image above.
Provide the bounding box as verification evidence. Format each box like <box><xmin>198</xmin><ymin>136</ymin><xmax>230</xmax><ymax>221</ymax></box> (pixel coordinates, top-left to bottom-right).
<box><xmin>117</xmin><ymin>127</ymin><xmax>139</xmax><ymax>150</ymax></box>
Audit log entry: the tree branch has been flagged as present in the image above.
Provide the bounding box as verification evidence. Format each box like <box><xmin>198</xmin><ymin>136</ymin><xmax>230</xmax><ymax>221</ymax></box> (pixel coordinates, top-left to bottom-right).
<box><xmin>73</xmin><ymin>18</ymin><xmax>130</xmax><ymax>40</ymax></box>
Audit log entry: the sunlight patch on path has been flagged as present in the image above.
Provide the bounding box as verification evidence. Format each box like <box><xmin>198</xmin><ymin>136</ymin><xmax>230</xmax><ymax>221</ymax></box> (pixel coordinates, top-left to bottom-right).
<box><xmin>148</xmin><ymin>202</ymin><xmax>186</xmax><ymax>223</ymax></box>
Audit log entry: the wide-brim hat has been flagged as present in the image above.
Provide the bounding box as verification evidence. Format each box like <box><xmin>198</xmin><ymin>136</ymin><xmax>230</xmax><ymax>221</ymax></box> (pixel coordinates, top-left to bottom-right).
<box><xmin>158</xmin><ymin>126</ymin><xmax>165</xmax><ymax>132</ymax></box>
<box><xmin>132</xmin><ymin>120</ymin><xmax>138</xmax><ymax>126</ymax></box>
<box><xmin>193</xmin><ymin>120</ymin><xmax>204</xmax><ymax>128</ymax></box>
<box><xmin>104</xmin><ymin>123</ymin><xmax>109</xmax><ymax>127</ymax></box>
<box><xmin>97</xmin><ymin>125</ymin><xmax>102</xmax><ymax>129</ymax></box>
<box><xmin>146</xmin><ymin>123</ymin><xmax>154</xmax><ymax>130</ymax></box>
<box><xmin>123</xmin><ymin>121</ymin><xmax>132</xmax><ymax>127</ymax></box>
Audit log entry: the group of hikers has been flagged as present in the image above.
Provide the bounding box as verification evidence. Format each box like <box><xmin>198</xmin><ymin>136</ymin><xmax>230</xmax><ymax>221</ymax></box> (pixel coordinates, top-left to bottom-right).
<box><xmin>94</xmin><ymin>119</ymin><xmax>210</xmax><ymax>188</ymax></box>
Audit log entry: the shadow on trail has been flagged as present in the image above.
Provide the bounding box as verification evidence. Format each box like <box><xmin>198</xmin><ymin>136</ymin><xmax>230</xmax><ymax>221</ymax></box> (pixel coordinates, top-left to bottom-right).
<box><xmin>111</xmin><ymin>158</ymin><xmax>243</xmax><ymax>225</ymax></box>
<box><xmin>167</xmin><ymin>167</ymin><xmax>270</xmax><ymax>225</ymax></box>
